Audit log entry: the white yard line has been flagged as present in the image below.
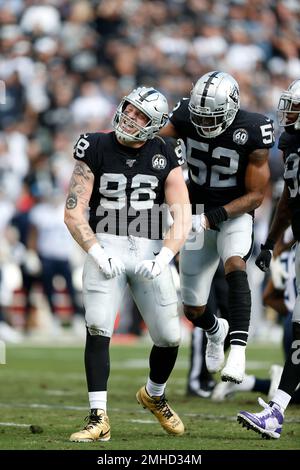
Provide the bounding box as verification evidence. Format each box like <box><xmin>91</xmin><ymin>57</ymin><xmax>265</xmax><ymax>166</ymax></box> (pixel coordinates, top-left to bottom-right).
<box><xmin>44</xmin><ymin>390</ymin><xmax>77</xmax><ymax>396</ymax></box>
<box><xmin>0</xmin><ymin>422</ymin><xmax>30</xmax><ymax>427</ymax></box>
<box><xmin>113</xmin><ymin>359</ymin><xmax>271</xmax><ymax>370</ymax></box>
<box><xmin>0</xmin><ymin>402</ymin><xmax>299</xmax><ymax>423</ymax></box>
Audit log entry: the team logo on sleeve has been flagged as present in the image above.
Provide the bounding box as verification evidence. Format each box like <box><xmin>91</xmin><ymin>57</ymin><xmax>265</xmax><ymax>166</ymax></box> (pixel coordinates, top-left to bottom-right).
<box><xmin>152</xmin><ymin>154</ymin><xmax>167</xmax><ymax>170</ymax></box>
<box><xmin>233</xmin><ymin>128</ymin><xmax>248</xmax><ymax>145</ymax></box>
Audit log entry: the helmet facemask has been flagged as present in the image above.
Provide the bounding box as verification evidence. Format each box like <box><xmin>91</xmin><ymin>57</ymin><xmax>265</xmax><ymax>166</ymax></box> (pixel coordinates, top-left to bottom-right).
<box><xmin>189</xmin><ymin>99</ymin><xmax>237</xmax><ymax>138</ymax></box>
<box><xmin>277</xmin><ymin>91</ymin><xmax>300</xmax><ymax>132</ymax></box>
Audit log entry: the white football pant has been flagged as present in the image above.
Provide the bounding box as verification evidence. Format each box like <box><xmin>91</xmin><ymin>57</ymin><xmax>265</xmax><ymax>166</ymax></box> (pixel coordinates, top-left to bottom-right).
<box><xmin>180</xmin><ymin>213</ymin><xmax>253</xmax><ymax>306</ymax></box>
<box><xmin>83</xmin><ymin>233</ymin><xmax>180</xmax><ymax>346</ymax></box>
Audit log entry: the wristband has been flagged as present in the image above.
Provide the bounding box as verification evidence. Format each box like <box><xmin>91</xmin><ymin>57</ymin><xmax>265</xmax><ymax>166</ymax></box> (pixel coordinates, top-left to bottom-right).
<box><xmin>205</xmin><ymin>207</ymin><xmax>228</xmax><ymax>228</ymax></box>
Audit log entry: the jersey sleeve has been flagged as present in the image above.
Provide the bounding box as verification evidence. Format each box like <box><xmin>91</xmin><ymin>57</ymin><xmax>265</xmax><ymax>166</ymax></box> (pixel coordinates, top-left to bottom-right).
<box><xmin>166</xmin><ymin>138</ymin><xmax>186</xmax><ymax>170</ymax></box>
<box><xmin>169</xmin><ymin>98</ymin><xmax>190</xmax><ymax>131</ymax></box>
<box><xmin>278</xmin><ymin>132</ymin><xmax>289</xmax><ymax>152</ymax></box>
<box><xmin>247</xmin><ymin>115</ymin><xmax>275</xmax><ymax>150</ymax></box>
<box><xmin>73</xmin><ymin>133</ymin><xmax>101</xmax><ymax>174</ymax></box>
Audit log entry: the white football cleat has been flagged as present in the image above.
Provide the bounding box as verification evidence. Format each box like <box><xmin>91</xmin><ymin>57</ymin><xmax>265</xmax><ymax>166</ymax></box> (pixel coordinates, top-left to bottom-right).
<box><xmin>205</xmin><ymin>318</ymin><xmax>229</xmax><ymax>373</ymax></box>
<box><xmin>211</xmin><ymin>380</ymin><xmax>238</xmax><ymax>402</ymax></box>
<box><xmin>237</xmin><ymin>397</ymin><xmax>284</xmax><ymax>439</ymax></box>
<box><xmin>221</xmin><ymin>345</ymin><xmax>246</xmax><ymax>384</ymax></box>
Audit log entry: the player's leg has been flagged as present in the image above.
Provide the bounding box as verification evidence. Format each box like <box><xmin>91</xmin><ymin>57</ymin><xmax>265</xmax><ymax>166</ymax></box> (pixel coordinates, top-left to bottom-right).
<box><xmin>218</xmin><ymin>214</ymin><xmax>253</xmax><ymax>383</ymax></box>
<box><xmin>187</xmin><ymin>327</ymin><xmax>215</xmax><ymax>397</ymax></box>
<box><xmin>270</xmin><ymin>242</ymin><xmax>300</xmax><ymax>408</ymax></box>
<box><xmin>181</xmin><ymin>232</ymin><xmax>229</xmax><ymax>374</ymax></box>
<box><xmin>130</xmin><ymin>239</ymin><xmax>184</xmax><ymax>435</ymax></box>
<box><xmin>186</xmin><ymin>263</ymin><xmax>229</xmax><ymax>397</ymax></box>
<box><xmin>237</xmin><ymin>242</ymin><xmax>300</xmax><ymax>438</ymax></box>
<box><xmin>70</xmin><ymin>236</ymin><xmax>127</xmax><ymax>442</ymax></box>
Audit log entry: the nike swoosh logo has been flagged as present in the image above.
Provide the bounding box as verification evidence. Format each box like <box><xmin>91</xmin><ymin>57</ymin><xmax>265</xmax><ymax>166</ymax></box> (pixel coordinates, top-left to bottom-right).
<box><xmin>153</xmin><ymin>251</ymin><xmax>159</xmax><ymax>256</ymax></box>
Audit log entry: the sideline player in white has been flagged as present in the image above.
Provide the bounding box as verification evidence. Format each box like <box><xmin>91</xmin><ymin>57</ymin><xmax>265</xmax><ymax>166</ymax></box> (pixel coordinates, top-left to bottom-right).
<box><xmin>161</xmin><ymin>71</ymin><xmax>274</xmax><ymax>383</ymax></box>
<box><xmin>64</xmin><ymin>87</ymin><xmax>191</xmax><ymax>441</ymax></box>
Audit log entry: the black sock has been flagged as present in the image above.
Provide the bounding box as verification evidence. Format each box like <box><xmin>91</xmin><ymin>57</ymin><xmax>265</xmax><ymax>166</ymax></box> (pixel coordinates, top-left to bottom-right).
<box><xmin>188</xmin><ymin>309</ymin><xmax>218</xmax><ymax>331</ymax></box>
<box><xmin>226</xmin><ymin>270</ymin><xmax>251</xmax><ymax>346</ymax></box>
<box><xmin>277</xmin><ymin>322</ymin><xmax>300</xmax><ymax>396</ymax></box>
<box><xmin>85</xmin><ymin>329</ymin><xmax>110</xmax><ymax>391</ymax></box>
<box><xmin>149</xmin><ymin>345</ymin><xmax>178</xmax><ymax>384</ymax></box>
<box><xmin>253</xmin><ymin>378</ymin><xmax>271</xmax><ymax>395</ymax></box>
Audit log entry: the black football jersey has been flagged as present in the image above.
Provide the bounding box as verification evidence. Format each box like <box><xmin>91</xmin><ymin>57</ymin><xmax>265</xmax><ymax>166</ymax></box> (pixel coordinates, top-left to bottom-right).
<box><xmin>73</xmin><ymin>132</ymin><xmax>183</xmax><ymax>239</ymax></box>
<box><xmin>278</xmin><ymin>131</ymin><xmax>300</xmax><ymax>238</ymax></box>
<box><xmin>170</xmin><ymin>99</ymin><xmax>274</xmax><ymax>211</ymax></box>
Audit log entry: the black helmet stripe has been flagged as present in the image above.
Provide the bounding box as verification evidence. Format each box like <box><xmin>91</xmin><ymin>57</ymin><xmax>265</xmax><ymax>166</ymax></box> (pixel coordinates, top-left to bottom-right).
<box><xmin>200</xmin><ymin>71</ymin><xmax>220</xmax><ymax>108</ymax></box>
<box><xmin>138</xmin><ymin>89</ymin><xmax>157</xmax><ymax>101</ymax></box>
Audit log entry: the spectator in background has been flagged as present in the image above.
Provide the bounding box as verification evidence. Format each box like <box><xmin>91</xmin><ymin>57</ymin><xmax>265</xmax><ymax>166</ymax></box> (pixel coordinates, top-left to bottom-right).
<box><xmin>27</xmin><ymin>186</ymin><xmax>82</xmax><ymax>328</ymax></box>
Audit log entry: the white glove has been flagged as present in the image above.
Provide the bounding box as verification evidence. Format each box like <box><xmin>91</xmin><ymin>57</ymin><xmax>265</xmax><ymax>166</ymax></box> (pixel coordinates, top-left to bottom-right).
<box><xmin>88</xmin><ymin>243</ymin><xmax>125</xmax><ymax>279</ymax></box>
<box><xmin>135</xmin><ymin>246</ymin><xmax>174</xmax><ymax>280</ymax></box>
<box><xmin>192</xmin><ymin>214</ymin><xmax>207</xmax><ymax>233</ymax></box>
<box><xmin>270</xmin><ymin>257</ymin><xmax>289</xmax><ymax>290</ymax></box>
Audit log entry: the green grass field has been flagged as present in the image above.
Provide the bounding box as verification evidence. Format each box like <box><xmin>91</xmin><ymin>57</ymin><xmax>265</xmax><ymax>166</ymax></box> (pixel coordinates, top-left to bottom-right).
<box><xmin>0</xmin><ymin>341</ymin><xmax>299</xmax><ymax>450</ymax></box>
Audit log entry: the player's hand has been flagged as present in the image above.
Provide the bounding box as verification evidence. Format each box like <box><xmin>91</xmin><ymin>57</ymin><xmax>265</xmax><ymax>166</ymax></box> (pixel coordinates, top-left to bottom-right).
<box><xmin>192</xmin><ymin>214</ymin><xmax>207</xmax><ymax>233</ymax></box>
<box><xmin>255</xmin><ymin>245</ymin><xmax>273</xmax><ymax>272</ymax></box>
<box><xmin>99</xmin><ymin>256</ymin><xmax>126</xmax><ymax>279</ymax></box>
<box><xmin>270</xmin><ymin>257</ymin><xmax>289</xmax><ymax>290</ymax></box>
<box><xmin>134</xmin><ymin>259</ymin><xmax>162</xmax><ymax>280</ymax></box>
<box><xmin>88</xmin><ymin>243</ymin><xmax>125</xmax><ymax>279</ymax></box>
<box><xmin>135</xmin><ymin>246</ymin><xmax>174</xmax><ymax>280</ymax></box>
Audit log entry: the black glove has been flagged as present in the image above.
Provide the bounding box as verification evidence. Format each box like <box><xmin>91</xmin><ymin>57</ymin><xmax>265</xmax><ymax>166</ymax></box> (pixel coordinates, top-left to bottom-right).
<box><xmin>255</xmin><ymin>239</ymin><xmax>275</xmax><ymax>272</ymax></box>
<box><xmin>205</xmin><ymin>207</ymin><xmax>228</xmax><ymax>231</ymax></box>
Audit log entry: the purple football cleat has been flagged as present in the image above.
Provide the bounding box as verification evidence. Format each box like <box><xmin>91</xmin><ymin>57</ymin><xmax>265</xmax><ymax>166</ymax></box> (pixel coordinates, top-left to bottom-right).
<box><xmin>237</xmin><ymin>397</ymin><xmax>284</xmax><ymax>439</ymax></box>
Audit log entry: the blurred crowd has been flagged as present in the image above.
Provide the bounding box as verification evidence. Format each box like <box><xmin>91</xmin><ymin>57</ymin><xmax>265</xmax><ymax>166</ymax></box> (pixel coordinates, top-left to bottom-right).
<box><xmin>0</xmin><ymin>0</ymin><xmax>300</xmax><ymax>342</ymax></box>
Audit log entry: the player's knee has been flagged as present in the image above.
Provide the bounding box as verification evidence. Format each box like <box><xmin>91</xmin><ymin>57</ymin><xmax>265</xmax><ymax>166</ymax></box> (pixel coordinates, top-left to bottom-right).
<box><xmin>224</xmin><ymin>256</ymin><xmax>246</xmax><ymax>273</ymax></box>
<box><xmin>86</xmin><ymin>323</ymin><xmax>112</xmax><ymax>337</ymax></box>
<box><xmin>158</xmin><ymin>336</ymin><xmax>181</xmax><ymax>348</ymax></box>
<box><xmin>164</xmin><ymin>338</ymin><xmax>181</xmax><ymax>348</ymax></box>
<box><xmin>155</xmin><ymin>329</ymin><xmax>181</xmax><ymax>347</ymax></box>
<box><xmin>183</xmin><ymin>304</ymin><xmax>205</xmax><ymax>322</ymax></box>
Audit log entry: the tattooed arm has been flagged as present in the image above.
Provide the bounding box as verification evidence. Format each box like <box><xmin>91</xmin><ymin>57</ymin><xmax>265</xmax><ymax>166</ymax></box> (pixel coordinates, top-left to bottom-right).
<box><xmin>64</xmin><ymin>161</ymin><xmax>97</xmax><ymax>252</ymax></box>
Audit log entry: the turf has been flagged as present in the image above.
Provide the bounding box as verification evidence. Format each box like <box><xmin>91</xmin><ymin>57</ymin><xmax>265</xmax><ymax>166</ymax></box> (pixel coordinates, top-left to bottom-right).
<box><xmin>0</xmin><ymin>342</ymin><xmax>299</xmax><ymax>450</ymax></box>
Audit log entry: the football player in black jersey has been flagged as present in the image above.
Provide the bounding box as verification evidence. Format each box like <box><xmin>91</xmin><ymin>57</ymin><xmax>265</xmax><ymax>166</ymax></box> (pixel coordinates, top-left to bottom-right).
<box><xmin>64</xmin><ymin>87</ymin><xmax>191</xmax><ymax>441</ymax></box>
<box><xmin>238</xmin><ymin>79</ymin><xmax>300</xmax><ymax>439</ymax></box>
<box><xmin>160</xmin><ymin>71</ymin><xmax>274</xmax><ymax>384</ymax></box>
